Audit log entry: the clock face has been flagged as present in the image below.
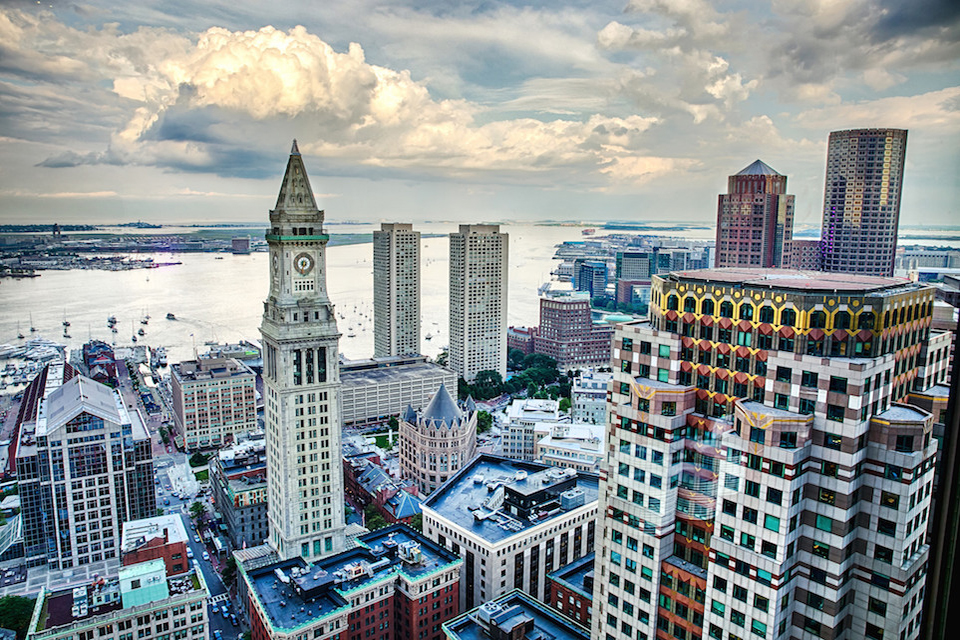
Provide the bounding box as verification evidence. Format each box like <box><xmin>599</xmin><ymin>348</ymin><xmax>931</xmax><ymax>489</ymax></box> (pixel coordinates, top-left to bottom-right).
<box><xmin>272</xmin><ymin>254</ymin><xmax>279</xmax><ymax>272</ymax></box>
<box><xmin>294</xmin><ymin>252</ymin><xmax>314</xmax><ymax>276</ymax></box>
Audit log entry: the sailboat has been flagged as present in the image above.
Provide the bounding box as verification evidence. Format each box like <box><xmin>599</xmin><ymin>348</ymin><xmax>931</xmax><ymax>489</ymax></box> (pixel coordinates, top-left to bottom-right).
<box><xmin>131</xmin><ymin>321</ymin><xmax>137</xmax><ymax>343</ymax></box>
<box><xmin>17</xmin><ymin>322</ymin><xmax>24</xmax><ymax>340</ymax></box>
<box><xmin>29</xmin><ymin>314</ymin><xmax>36</xmax><ymax>333</ymax></box>
<box><xmin>62</xmin><ymin>310</ymin><xmax>70</xmax><ymax>328</ymax></box>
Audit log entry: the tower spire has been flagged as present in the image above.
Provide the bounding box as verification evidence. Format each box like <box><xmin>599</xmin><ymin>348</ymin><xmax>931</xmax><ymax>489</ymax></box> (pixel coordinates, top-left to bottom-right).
<box><xmin>291</xmin><ymin>139</ymin><xmax>300</xmax><ymax>155</ymax></box>
<box><xmin>274</xmin><ymin>141</ymin><xmax>318</xmax><ymax>212</ymax></box>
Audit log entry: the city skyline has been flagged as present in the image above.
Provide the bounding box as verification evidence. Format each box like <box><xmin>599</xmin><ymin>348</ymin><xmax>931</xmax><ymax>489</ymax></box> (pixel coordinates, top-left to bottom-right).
<box><xmin>0</xmin><ymin>1</ymin><xmax>957</xmax><ymax>226</ymax></box>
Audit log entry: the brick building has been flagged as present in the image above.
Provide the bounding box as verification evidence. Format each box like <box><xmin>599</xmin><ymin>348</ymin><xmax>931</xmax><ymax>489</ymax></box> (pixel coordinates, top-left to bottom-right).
<box><xmin>120</xmin><ymin>515</ymin><xmax>190</xmax><ymax>577</ymax></box>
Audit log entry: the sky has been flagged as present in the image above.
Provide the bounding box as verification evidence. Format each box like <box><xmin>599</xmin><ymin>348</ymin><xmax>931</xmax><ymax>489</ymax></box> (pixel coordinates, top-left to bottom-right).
<box><xmin>0</xmin><ymin>0</ymin><xmax>958</xmax><ymax>227</ymax></box>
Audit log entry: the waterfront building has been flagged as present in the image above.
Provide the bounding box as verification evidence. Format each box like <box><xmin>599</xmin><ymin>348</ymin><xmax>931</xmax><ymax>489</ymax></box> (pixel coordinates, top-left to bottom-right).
<box><xmin>232</xmin><ymin>236</ymin><xmax>252</xmax><ymax>254</ymax></box>
<box><xmin>27</xmin><ymin>558</ymin><xmax>208</xmax><ymax>640</ymax></box>
<box><xmin>616</xmin><ymin>279</ymin><xmax>652</xmax><ymax>308</ymax></box>
<box><xmin>715</xmin><ymin>160</ymin><xmax>795</xmax><ymax>269</ymax></box>
<box><xmin>340</xmin><ymin>355</ymin><xmax>457</xmax><ymax>428</ymax></box>
<box><xmin>571</xmin><ymin>370</ymin><xmax>612</xmax><ymax>425</ymax></box>
<box><xmin>421</xmin><ymin>454</ymin><xmax>599</xmax><ymax>610</ymax></box>
<box><xmin>592</xmin><ymin>267</ymin><xmax>946</xmax><ymax>640</ymax></box>
<box><xmin>210</xmin><ymin>434</ymin><xmax>269</xmax><ymax>549</ymax></box>
<box><xmin>895</xmin><ymin>249</ymin><xmax>960</xmax><ymax>272</ymax></box>
<box><xmin>574</xmin><ymin>259</ymin><xmax>608</xmax><ymax>297</ymax></box>
<box><xmin>260</xmin><ymin>141</ymin><xmax>346</xmax><ymax>560</ymax></box>
<box><xmin>81</xmin><ymin>340</ymin><xmax>118</xmax><ymax>387</ymax></box>
<box><xmin>442</xmin><ymin>589</ymin><xmax>590</xmax><ymax>640</ymax></box>
<box><xmin>16</xmin><ymin>367</ymin><xmax>155</xmax><ymax>569</ymax></box>
<box><xmin>616</xmin><ymin>251</ymin><xmax>655</xmax><ymax>280</ymax></box>
<box><xmin>120</xmin><ymin>515</ymin><xmax>190</xmax><ymax>576</ymax></box>
<box><xmin>503</xmin><ymin>398</ymin><xmax>561</xmax><ymax>461</ymax></box>
<box><xmin>545</xmin><ymin>552</ymin><xmax>595</xmax><ymax>628</ymax></box>
<box><xmin>507</xmin><ymin>326</ymin><xmax>536</xmax><ymax>355</ymax></box>
<box><xmin>534</xmin><ymin>423</ymin><xmax>605</xmax><ymax>472</ymax></box>
<box><xmin>532</xmin><ymin>287</ymin><xmax>614</xmax><ymax>369</ymax></box>
<box><xmin>788</xmin><ymin>238</ymin><xmax>821</xmax><ymax>271</ymax></box>
<box><xmin>170</xmin><ymin>356</ymin><xmax>257</xmax><ymax>450</ymax></box>
<box><xmin>374</xmin><ymin>223</ymin><xmax>421</xmax><ymax>358</ymax></box>
<box><xmin>449</xmin><ymin>225</ymin><xmax>509</xmax><ymax>382</ymax></box>
<box><xmin>399</xmin><ymin>384</ymin><xmax>478</xmax><ymax>495</ymax></box>
<box><xmin>820</xmin><ymin>128</ymin><xmax>908</xmax><ymax>276</ymax></box>
<box><xmin>242</xmin><ymin>524</ymin><xmax>461</xmax><ymax>640</ymax></box>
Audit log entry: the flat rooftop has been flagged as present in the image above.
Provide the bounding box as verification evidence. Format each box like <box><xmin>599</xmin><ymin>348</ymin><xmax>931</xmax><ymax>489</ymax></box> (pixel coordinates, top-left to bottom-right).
<box><xmin>121</xmin><ymin>514</ymin><xmax>189</xmax><ymax>553</ymax></box>
<box><xmin>247</xmin><ymin>525</ymin><xmax>460</xmax><ymax>632</ymax></box>
<box><xmin>666</xmin><ymin>268</ymin><xmax>919</xmax><ymax>294</ymax></box>
<box><xmin>172</xmin><ymin>357</ymin><xmax>255</xmax><ymax>382</ymax></box>
<box><xmin>341</xmin><ymin>359</ymin><xmax>454</xmax><ymax>385</ymax></box>
<box><xmin>876</xmin><ymin>405</ymin><xmax>930</xmax><ymax>422</ymax></box>
<box><xmin>423</xmin><ymin>455</ymin><xmax>599</xmax><ymax>545</ymax></box>
<box><xmin>548</xmin><ymin>553</ymin><xmax>595</xmax><ymax>599</ymax></box>
<box><xmin>444</xmin><ymin>590</ymin><xmax>589</xmax><ymax>640</ymax></box>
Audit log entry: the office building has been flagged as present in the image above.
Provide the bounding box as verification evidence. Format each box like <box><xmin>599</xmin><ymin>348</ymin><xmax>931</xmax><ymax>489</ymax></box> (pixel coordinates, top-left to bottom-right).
<box><xmin>120</xmin><ymin>515</ymin><xmax>190</xmax><ymax>577</ymax></box>
<box><xmin>715</xmin><ymin>160</ymin><xmax>795</xmax><ymax>269</ymax></box>
<box><xmin>616</xmin><ymin>251</ymin><xmax>655</xmax><ymax>280</ymax></box>
<box><xmin>399</xmin><ymin>384</ymin><xmax>477</xmax><ymax>495</ymax></box>
<box><xmin>574</xmin><ymin>260</ymin><xmax>608</xmax><ymax>297</ymax></box>
<box><xmin>789</xmin><ymin>238</ymin><xmax>822</xmax><ymax>271</ymax></box>
<box><xmin>16</xmin><ymin>367</ymin><xmax>155</xmax><ymax>569</ymax></box>
<box><xmin>820</xmin><ymin>128</ymin><xmax>908</xmax><ymax>276</ymax></box>
<box><xmin>449</xmin><ymin>225</ymin><xmax>509</xmax><ymax>382</ymax></box>
<box><xmin>170</xmin><ymin>357</ymin><xmax>257</xmax><ymax>450</ymax></box>
<box><xmin>374</xmin><ymin>223</ymin><xmax>421</xmax><ymax>357</ymax></box>
<box><xmin>422</xmin><ymin>455</ymin><xmax>599</xmax><ymax>610</ymax></box>
<box><xmin>27</xmin><ymin>558</ymin><xmax>209</xmax><ymax>640</ymax></box>
<box><xmin>243</xmin><ymin>524</ymin><xmax>461</xmax><ymax>640</ymax></box>
<box><xmin>534</xmin><ymin>423</ymin><xmax>605</xmax><ymax>472</ymax></box>
<box><xmin>533</xmin><ymin>287</ymin><xmax>614</xmax><ymax>369</ymax></box>
<box><xmin>503</xmin><ymin>398</ymin><xmax>561</xmax><ymax>461</ymax></box>
<box><xmin>340</xmin><ymin>355</ymin><xmax>457</xmax><ymax>428</ymax></box>
<box><xmin>211</xmin><ymin>434</ymin><xmax>269</xmax><ymax>549</ymax></box>
<box><xmin>545</xmin><ymin>552</ymin><xmax>595</xmax><ymax>628</ymax></box>
<box><xmin>442</xmin><ymin>590</ymin><xmax>590</xmax><ymax>640</ymax></box>
<box><xmin>592</xmin><ymin>267</ymin><xmax>946</xmax><ymax>640</ymax></box>
<box><xmin>571</xmin><ymin>370</ymin><xmax>612</xmax><ymax>425</ymax></box>
<box><xmin>260</xmin><ymin>141</ymin><xmax>346</xmax><ymax>560</ymax></box>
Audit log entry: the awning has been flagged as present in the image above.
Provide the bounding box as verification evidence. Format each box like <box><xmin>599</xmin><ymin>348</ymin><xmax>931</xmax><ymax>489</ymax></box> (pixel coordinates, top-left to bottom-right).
<box><xmin>715</xmin><ymin>369</ymin><xmax>729</xmax><ymax>380</ymax></box>
<box><xmin>682</xmin><ymin>312</ymin><xmax>695</xmax><ymax>323</ymax></box>
<box><xmin>699</xmin><ymin>341</ymin><xmax>712</xmax><ymax>351</ymax></box>
<box><xmin>713</xmin><ymin>393</ymin><xmax>728</xmax><ymax>404</ymax></box>
<box><xmin>666</xmin><ymin>310</ymin><xmax>679</xmax><ymax>320</ymax></box>
<box><xmin>696</xmin><ymin>388</ymin><xmax>710</xmax><ymax>400</ymax></box>
<box><xmin>778</xmin><ymin>326</ymin><xmax>795</xmax><ymax>338</ymax></box>
<box><xmin>833</xmin><ymin>331</ymin><xmax>848</xmax><ymax>341</ymax></box>
<box><xmin>738</xmin><ymin>320</ymin><xmax>752</xmax><ymax>331</ymax></box>
<box><xmin>808</xmin><ymin>328</ymin><xmax>825</xmax><ymax>340</ymax></box>
<box><xmin>719</xmin><ymin>317</ymin><xmax>733</xmax><ymax>329</ymax></box>
<box><xmin>698</xmin><ymin>364</ymin><xmax>712</xmax><ymax>376</ymax></box>
<box><xmin>680</xmin><ymin>361</ymin><xmax>693</xmax><ymax>372</ymax></box>
<box><xmin>736</xmin><ymin>346</ymin><xmax>751</xmax><ymax>358</ymax></box>
<box><xmin>758</xmin><ymin>323</ymin><xmax>773</xmax><ymax>336</ymax></box>
<box><xmin>734</xmin><ymin>371</ymin><xmax>750</xmax><ymax>384</ymax></box>
<box><xmin>716</xmin><ymin>343</ymin><xmax>731</xmax><ymax>355</ymax></box>
<box><xmin>753</xmin><ymin>376</ymin><xmax>765</xmax><ymax>389</ymax></box>
<box><xmin>857</xmin><ymin>329</ymin><xmax>873</xmax><ymax>340</ymax></box>
<box><xmin>682</xmin><ymin>336</ymin><xmax>695</xmax><ymax>348</ymax></box>
<box><xmin>755</xmin><ymin>350</ymin><xmax>768</xmax><ymax>362</ymax></box>
<box><xmin>700</xmin><ymin>316</ymin><xmax>714</xmax><ymax>326</ymax></box>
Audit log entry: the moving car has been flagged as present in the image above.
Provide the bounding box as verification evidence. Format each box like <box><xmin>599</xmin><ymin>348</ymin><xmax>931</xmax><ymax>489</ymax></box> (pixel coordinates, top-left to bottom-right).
<box><xmin>186</xmin><ymin>548</ymin><xmax>193</xmax><ymax>559</ymax></box>
<box><xmin>221</xmin><ymin>605</ymin><xmax>229</xmax><ymax>617</ymax></box>
<box><xmin>230</xmin><ymin>614</ymin><xmax>238</xmax><ymax>627</ymax></box>
<box><xmin>194</xmin><ymin>535</ymin><xmax>201</xmax><ymax>543</ymax></box>
<box><xmin>202</xmin><ymin>551</ymin><xmax>210</xmax><ymax>561</ymax></box>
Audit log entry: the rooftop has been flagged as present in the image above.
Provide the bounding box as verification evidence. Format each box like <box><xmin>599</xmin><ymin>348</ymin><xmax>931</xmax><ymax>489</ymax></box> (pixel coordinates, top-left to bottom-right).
<box><xmin>341</xmin><ymin>358</ymin><xmax>454</xmax><ymax>385</ymax></box>
<box><xmin>422</xmin><ymin>455</ymin><xmax>599</xmax><ymax>545</ymax></box>
<box><xmin>246</xmin><ymin>525</ymin><xmax>459</xmax><ymax>632</ymax></box>
<box><xmin>548</xmin><ymin>553</ymin><xmax>595</xmax><ymax>599</ymax></box>
<box><xmin>443</xmin><ymin>590</ymin><xmax>589</xmax><ymax>640</ymax></box>
<box><xmin>738</xmin><ymin>400</ymin><xmax>809</xmax><ymax>420</ymax></box>
<box><xmin>120</xmin><ymin>515</ymin><xmax>189</xmax><ymax>554</ymax></box>
<box><xmin>420</xmin><ymin>384</ymin><xmax>463</xmax><ymax>427</ymax></box>
<box><xmin>876</xmin><ymin>405</ymin><xmax>930</xmax><ymax>423</ymax></box>
<box><xmin>665</xmin><ymin>268</ymin><xmax>919</xmax><ymax>294</ymax></box>
<box><xmin>172</xmin><ymin>357</ymin><xmax>255</xmax><ymax>382</ymax></box>
<box><xmin>735</xmin><ymin>159</ymin><xmax>782</xmax><ymax>176</ymax></box>
<box><xmin>507</xmin><ymin>398</ymin><xmax>560</xmax><ymax>423</ymax></box>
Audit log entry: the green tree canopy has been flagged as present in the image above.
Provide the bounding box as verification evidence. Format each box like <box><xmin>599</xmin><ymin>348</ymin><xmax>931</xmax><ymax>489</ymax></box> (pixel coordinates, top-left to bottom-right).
<box><xmin>0</xmin><ymin>595</ymin><xmax>37</xmax><ymax>640</ymax></box>
<box><xmin>477</xmin><ymin>410</ymin><xmax>493</xmax><ymax>434</ymax></box>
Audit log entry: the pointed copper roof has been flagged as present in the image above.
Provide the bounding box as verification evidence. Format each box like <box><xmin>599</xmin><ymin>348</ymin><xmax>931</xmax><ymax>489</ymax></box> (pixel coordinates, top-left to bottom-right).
<box><xmin>421</xmin><ymin>384</ymin><xmax>462</xmax><ymax>428</ymax></box>
<box><xmin>274</xmin><ymin>140</ymin><xmax>318</xmax><ymax>212</ymax></box>
<box><xmin>736</xmin><ymin>159</ymin><xmax>782</xmax><ymax>176</ymax></box>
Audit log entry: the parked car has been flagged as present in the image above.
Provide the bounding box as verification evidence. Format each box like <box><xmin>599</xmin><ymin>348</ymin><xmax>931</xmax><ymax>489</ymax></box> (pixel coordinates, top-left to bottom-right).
<box><xmin>163</xmin><ymin>498</ymin><xmax>170</xmax><ymax>505</ymax></box>
<box><xmin>230</xmin><ymin>614</ymin><xmax>238</xmax><ymax>627</ymax></box>
<box><xmin>194</xmin><ymin>535</ymin><xmax>201</xmax><ymax>543</ymax></box>
<box><xmin>202</xmin><ymin>551</ymin><xmax>210</xmax><ymax>561</ymax></box>
<box><xmin>221</xmin><ymin>605</ymin><xmax>229</xmax><ymax>617</ymax></box>
<box><xmin>213</xmin><ymin>630</ymin><xmax>222</xmax><ymax>640</ymax></box>
<box><xmin>186</xmin><ymin>548</ymin><xmax>194</xmax><ymax>559</ymax></box>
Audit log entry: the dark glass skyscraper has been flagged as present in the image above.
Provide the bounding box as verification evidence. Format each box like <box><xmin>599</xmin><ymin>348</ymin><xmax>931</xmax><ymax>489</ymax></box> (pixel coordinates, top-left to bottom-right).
<box><xmin>820</xmin><ymin>128</ymin><xmax>908</xmax><ymax>276</ymax></box>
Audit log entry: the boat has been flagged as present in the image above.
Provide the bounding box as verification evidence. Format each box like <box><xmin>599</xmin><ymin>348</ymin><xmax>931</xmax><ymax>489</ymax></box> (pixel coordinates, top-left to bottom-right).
<box><xmin>166</xmin><ymin>313</ymin><xmax>176</xmax><ymax>320</ymax></box>
<box><xmin>131</xmin><ymin>322</ymin><xmax>137</xmax><ymax>342</ymax></box>
<box><xmin>63</xmin><ymin>310</ymin><xmax>70</xmax><ymax>328</ymax></box>
<box><xmin>347</xmin><ymin>332</ymin><xmax>356</xmax><ymax>338</ymax></box>
<box><xmin>17</xmin><ymin>322</ymin><xmax>24</xmax><ymax>340</ymax></box>
<box><xmin>63</xmin><ymin>331</ymin><xmax>71</xmax><ymax>339</ymax></box>
<box><xmin>111</xmin><ymin>326</ymin><xmax>118</xmax><ymax>333</ymax></box>
<box><xmin>425</xmin><ymin>333</ymin><xmax>433</xmax><ymax>340</ymax></box>
<box><xmin>138</xmin><ymin>328</ymin><xmax>146</xmax><ymax>336</ymax></box>
<box><xmin>29</xmin><ymin>314</ymin><xmax>36</xmax><ymax>333</ymax></box>
<box><xmin>107</xmin><ymin>315</ymin><xmax>117</xmax><ymax>324</ymax></box>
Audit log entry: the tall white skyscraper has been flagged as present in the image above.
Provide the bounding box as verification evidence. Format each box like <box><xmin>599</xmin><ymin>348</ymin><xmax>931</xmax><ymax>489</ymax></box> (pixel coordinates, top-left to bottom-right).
<box><xmin>373</xmin><ymin>223</ymin><xmax>421</xmax><ymax>358</ymax></box>
<box><xmin>261</xmin><ymin>141</ymin><xmax>346</xmax><ymax>560</ymax></box>
<box><xmin>449</xmin><ymin>224</ymin><xmax>508</xmax><ymax>382</ymax></box>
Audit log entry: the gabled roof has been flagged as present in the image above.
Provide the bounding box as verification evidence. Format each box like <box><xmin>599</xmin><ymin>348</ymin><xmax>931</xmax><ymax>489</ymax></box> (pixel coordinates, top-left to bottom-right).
<box><xmin>44</xmin><ymin>375</ymin><xmax>121</xmax><ymax>432</ymax></box>
<box><xmin>421</xmin><ymin>384</ymin><xmax>462</xmax><ymax>427</ymax></box>
<box><xmin>386</xmin><ymin>491</ymin><xmax>422</xmax><ymax>520</ymax></box>
<box><xmin>464</xmin><ymin>396</ymin><xmax>477</xmax><ymax>413</ymax></box>
<box><xmin>274</xmin><ymin>139</ymin><xmax>319</xmax><ymax>212</ymax></box>
<box><xmin>403</xmin><ymin>404</ymin><xmax>418</xmax><ymax>423</ymax></box>
<box><xmin>736</xmin><ymin>159</ymin><xmax>781</xmax><ymax>176</ymax></box>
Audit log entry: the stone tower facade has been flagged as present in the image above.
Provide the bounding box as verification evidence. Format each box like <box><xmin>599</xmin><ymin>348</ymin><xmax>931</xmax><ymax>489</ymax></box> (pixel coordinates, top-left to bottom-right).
<box><xmin>261</xmin><ymin>141</ymin><xmax>346</xmax><ymax>560</ymax></box>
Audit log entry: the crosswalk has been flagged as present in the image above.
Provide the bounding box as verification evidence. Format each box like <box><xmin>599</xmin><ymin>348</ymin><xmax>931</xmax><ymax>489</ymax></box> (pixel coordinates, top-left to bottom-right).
<box><xmin>209</xmin><ymin>593</ymin><xmax>230</xmax><ymax>604</ymax></box>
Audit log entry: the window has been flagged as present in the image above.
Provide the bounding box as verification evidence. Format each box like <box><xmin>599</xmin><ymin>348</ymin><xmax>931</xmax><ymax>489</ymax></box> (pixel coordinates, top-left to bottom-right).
<box><xmin>779</xmin><ymin>432</ymin><xmax>797</xmax><ymax>449</ymax></box>
<box><xmin>759</xmin><ymin>306</ymin><xmax>774</xmax><ymax>323</ymax></box>
<box><xmin>865</xmin><ymin>623</ymin><xmax>885</xmax><ymax>640</ymax></box>
<box><xmin>745</xmin><ymin>480</ymin><xmax>760</xmax><ymax>498</ymax></box>
<box><xmin>740</xmin><ymin>532</ymin><xmax>756</xmax><ymax>550</ymax></box>
<box><xmin>801</xmin><ymin>371</ymin><xmax>818</xmax><ymax>387</ymax></box>
<box><xmin>761</xmin><ymin>541</ymin><xmax>777</xmax><ymax>558</ymax></box>
<box><xmin>658</xmin><ymin>369</ymin><xmax>670</xmax><ymax>383</ymax></box>
<box><xmin>877</xmin><ymin>519</ymin><xmax>897</xmax><ymax>536</ymax></box>
<box><xmin>751</xmin><ymin>620</ymin><xmax>767</xmax><ymax>638</ymax></box>
<box><xmin>812</xmin><ymin>541</ymin><xmax>830</xmax><ymax>559</ymax></box>
<box><xmin>659</xmin><ymin>344</ymin><xmax>670</xmax><ymax>358</ymax></box>
<box><xmin>868</xmin><ymin>597</ymin><xmax>887</xmax><ymax>616</ymax></box>
<box><xmin>880</xmin><ymin>491</ymin><xmax>899</xmax><ymax>509</ymax></box>
<box><xmin>711</xmin><ymin>600</ymin><xmax>725</xmax><ymax>616</ymax></box>
<box><xmin>810</xmin><ymin>311</ymin><xmax>826</xmax><ymax>328</ymax></box>
<box><xmin>740</xmin><ymin>304</ymin><xmax>754</xmax><ymax>321</ymax></box>
<box><xmin>763</xmin><ymin>514</ymin><xmax>780</xmax><ymax>532</ymax></box>
<box><xmin>743</xmin><ymin>507</ymin><xmax>758</xmax><ymax>524</ymax></box>
<box><xmin>638</xmin><ymin>398</ymin><xmax>650</xmax><ymax>412</ymax></box>
<box><xmin>798</xmin><ymin>398</ymin><xmax>816</xmax><ymax>414</ymax></box>
<box><xmin>749</xmin><ymin>427</ymin><xmax>764</xmax><ymax>444</ymax></box>
<box><xmin>829</xmin><ymin>376</ymin><xmax>847</xmax><ymax>393</ymax></box>
<box><xmin>824</xmin><ymin>432</ymin><xmax>843</xmax><ymax>450</ymax></box>
<box><xmin>874</xmin><ymin>545</ymin><xmax>893</xmax><ymax>563</ymax></box>
<box><xmin>722</xmin><ymin>500</ymin><xmax>737</xmax><ymax>516</ymax></box>
<box><xmin>821</xmin><ymin>461</ymin><xmax>838</xmax><ymax>477</ymax></box>
<box><xmin>818</xmin><ymin>489</ymin><xmax>836</xmax><ymax>505</ymax></box>
<box><xmin>815</xmin><ymin>515</ymin><xmax>832</xmax><ymax>532</ymax></box>
<box><xmin>622</xmin><ymin>338</ymin><xmax>633</xmax><ymax>351</ymax></box>
<box><xmin>895</xmin><ymin>435</ymin><xmax>914</xmax><ymax>452</ymax></box>
<box><xmin>774</xmin><ymin>393</ymin><xmax>789</xmax><ymax>410</ymax></box>
<box><xmin>662</xmin><ymin>402</ymin><xmax>676</xmax><ymax>416</ymax></box>
<box><xmin>776</xmin><ymin>366</ymin><xmax>792</xmax><ymax>382</ymax></box>
<box><xmin>730</xmin><ymin>610</ymin><xmax>746</xmax><ymax>627</ymax></box>
<box><xmin>766</xmin><ymin>488</ymin><xmax>782</xmax><ymax>505</ymax></box>
<box><xmin>720</xmin><ymin>525</ymin><xmax>734</xmax><ymax>542</ymax></box>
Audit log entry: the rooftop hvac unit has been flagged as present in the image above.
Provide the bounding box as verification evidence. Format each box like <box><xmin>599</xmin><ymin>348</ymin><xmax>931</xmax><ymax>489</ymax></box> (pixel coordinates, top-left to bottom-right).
<box><xmin>514</xmin><ymin>470</ymin><xmax>528</xmax><ymax>481</ymax></box>
<box><xmin>560</xmin><ymin>487</ymin><xmax>585</xmax><ymax>510</ymax></box>
<box><xmin>398</xmin><ymin>541</ymin><xmax>423</xmax><ymax>564</ymax></box>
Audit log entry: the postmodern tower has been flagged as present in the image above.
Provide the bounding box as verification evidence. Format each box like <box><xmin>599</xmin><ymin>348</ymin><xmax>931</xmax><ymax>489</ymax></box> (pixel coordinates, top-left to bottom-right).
<box><xmin>820</xmin><ymin>128</ymin><xmax>908</xmax><ymax>276</ymax></box>
<box><xmin>449</xmin><ymin>224</ymin><xmax>508</xmax><ymax>382</ymax></box>
<box><xmin>261</xmin><ymin>141</ymin><xmax>346</xmax><ymax>560</ymax></box>
<box><xmin>374</xmin><ymin>223</ymin><xmax>421</xmax><ymax>357</ymax></box>
<box><xmin>715</xmin><ymin>160</ymin><xmax>795</xmax><ymax>269</ymax></box>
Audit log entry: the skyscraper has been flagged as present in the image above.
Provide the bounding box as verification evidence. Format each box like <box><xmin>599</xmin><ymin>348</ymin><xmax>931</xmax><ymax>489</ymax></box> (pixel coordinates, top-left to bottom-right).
<box><xmin>449</xmin><ymin>224</ymin><xmax>508</xmax><ymax>382</ymax></box>
<box><xmin>592</xmin><ymin>267</ymin><xmax>949</xmax><ymax>640</ymax></box>
<box><xmin>374</xmin><ymin>223</ymin><xmax>421</xmax><ymax>357</ymax></box>
<box><xmin>715</xmin><ymin>159</ymin><xmax>795</xmax><ymax>268</ymax></box>
<box><xmin>820</xmin><ymin>128</ymin><xmax>908</xmax><ymax>276</ymax></box>
<box><xmin>574</xmin><ymin>259</ymin><xmax>608</xmax><ymax>297</ymax></box>
<box><xmin>261</xmin><ymin>141</ymin><xmax>346</xmax><ymax>560</ymax></box>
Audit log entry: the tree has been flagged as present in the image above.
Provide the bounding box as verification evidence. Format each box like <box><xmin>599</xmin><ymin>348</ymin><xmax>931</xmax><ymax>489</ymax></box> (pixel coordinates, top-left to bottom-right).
<box><xmin>0</xmin><ymin>595</ymin><xmax>37</xmax><ymax>640</ymax></box>
<box><xmin>521</xmin><ymin>353</ymin><xmax>557</xmax><ymax>371</ymax></box>
<box><xmin>388</xmin><ymin>415</ymin><xmax>399</xmax><ymax>430</ymax></box>
<box><xmin>409</xmin><ymin>513</ymin><xmax>423</xmax><ymax>532</ymax></box>
<box><xmin>559</xmin><ymin>397</ymin><xmax>572</xmax><ymax>413</ymax></box>
<box><xmin>477</xmin><ymin>410</ymin><xmax>493</xmax><ymax>434</ymax></box>
<box><xmin>221</xmin><ymin>556</ymin><xmax>237</xmax><ymax>588</ymax></box>
<box><xmin>436</xmin><ymin>350</ymin><xmax>449</xmax><ymax>367</ymax></box>
<box><xmin>364</xmin><ymin>503</ymin><xmax>388</xmax><ymax>531</ymax></box>
<box><xmin>508</xmin><ymin>348</ymin><xmax>526</xmax><ymax>370</ymax></box>
<box><xmin>189</xmin><ymin>452</ymin><xmax>208</xmax><ymax>468</ymax></box>
<box><xmin>189</xmin><ymin>501</ymin><xmax>205</xmax><ymax>520</ymax></box>
<box><xmin>473</xmin><ymin>370</ymin><xmax>503</xmax><ymax>400</ymax></box>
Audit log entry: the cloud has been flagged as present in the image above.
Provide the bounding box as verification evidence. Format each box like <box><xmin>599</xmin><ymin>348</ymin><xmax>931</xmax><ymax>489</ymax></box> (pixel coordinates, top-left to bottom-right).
<box><xmin>794</xmin><ymin>86</ymin><xmax>960</xmax><ymax>131</ymax></box>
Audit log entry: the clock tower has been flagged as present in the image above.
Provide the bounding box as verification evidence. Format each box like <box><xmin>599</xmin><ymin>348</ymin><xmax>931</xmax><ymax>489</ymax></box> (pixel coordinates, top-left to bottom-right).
<box><xmin>261</xmin><ymin>140</ymin><xmax>346</xmax><ymax>560</ymax></box>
